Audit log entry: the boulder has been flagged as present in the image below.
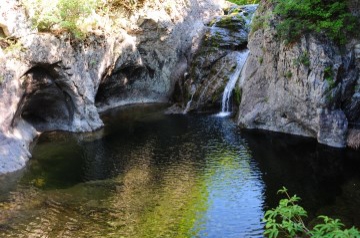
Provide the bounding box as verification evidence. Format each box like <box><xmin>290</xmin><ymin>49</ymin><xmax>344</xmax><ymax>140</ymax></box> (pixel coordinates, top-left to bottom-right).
<box><xmin>237</xmin><ymin>3</ymin><xmax>360</xmax><ymax>148</ymax></box>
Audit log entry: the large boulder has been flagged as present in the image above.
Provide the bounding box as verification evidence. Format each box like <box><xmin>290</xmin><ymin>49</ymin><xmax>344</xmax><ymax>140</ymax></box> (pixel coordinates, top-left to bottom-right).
<box><xmin>237</xmin><ymin>3</ymin><xmax>360</xmax><ymax>148</ymax></box>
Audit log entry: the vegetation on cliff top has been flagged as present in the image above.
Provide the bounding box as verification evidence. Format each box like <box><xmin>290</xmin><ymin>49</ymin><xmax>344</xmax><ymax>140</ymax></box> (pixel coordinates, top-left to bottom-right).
<box><xmin>21</xmin><ymin>0</ymin><xmax>149</xmax><ymax>39</ymax></box>
<box><xmin>271</xmin><ymin>0</ymin><xmax>359</xmax><ymax>45</ymax></box>
<box><xmin>20</xmin><ymin>0</ymin><xmax>260</xmax><ymax>39</ymax></box>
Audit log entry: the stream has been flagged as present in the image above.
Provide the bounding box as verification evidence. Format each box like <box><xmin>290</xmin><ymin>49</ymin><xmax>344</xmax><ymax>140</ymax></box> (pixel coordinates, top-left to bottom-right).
<box><xmin>1</xmin><ymin>104</ymin><xmax>360</xmax><ymax>237</ymax></box>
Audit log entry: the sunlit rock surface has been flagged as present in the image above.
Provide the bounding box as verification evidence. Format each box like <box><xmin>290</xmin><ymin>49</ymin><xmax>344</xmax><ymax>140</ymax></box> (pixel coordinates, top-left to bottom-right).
<box><xmin>238</xmin><ymin>1</ymin><xmax>360</xmax><ymax>148</ymax></box>
<box><xmin>0</xmin><ymin>0</ymin><xmax>225</xmax><ymax>173</ymax></box>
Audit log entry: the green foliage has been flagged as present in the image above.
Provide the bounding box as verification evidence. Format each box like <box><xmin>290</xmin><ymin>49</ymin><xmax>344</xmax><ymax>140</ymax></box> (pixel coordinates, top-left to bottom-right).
<box><xmin>22</xmin><ymin>0</ymin><xmax>59</xmax><ymax>32</ymax></box>
<box><xmin>272</xmin><ymin>0</ymin><xmax>359</xmax><ymax>45</ymax></box>
<box><xmin>263</xmin><ymin>187</ymin><xmax>360</xmax><ymax>238</ymax></box>
<box><xmin>263</xmin><ymin>187</ymin><xmax>308</xmax><ymax>238</ymax></box>
<box><xmin>227</xmin><ymin>0</ymin><xmax>260</xmax><ymax>5</ymax></box>
<box><xmin>250</xmin><ymin>3</ymin><xmax>272</xmax><ymax>35</ymax></box>
<box><xmin>206</xmin><ymin>31</ymin><xmax>222</xmax><ymax>48</ymax></box>
<box><xmin>284</xmin><ymin>71</ymin><xmax>292</xmax><ymax>79</ymax></box>
<box><xmin>58</xmin><ymin>0</ymin><xmax>99</xmax><ymax>38</ymax></box>
<box><xmin>311</xmin><ymin>216</ymin><xmax>360</xmax><ymax>238</ymax></box>
<box><xmin>293</xmin><ymin>52</ymin><xmax>310</xmax><ymax>67</ymax></box>
<box><xmin>215</xmin><ymin>15</ymin><xmax>246</xmax><ymax>31</ymax></box>
<box><xmin>324</xmin><ymin>66</ymin><xmax>335</xmax><ymax>89</ymax></box>
<box><xmin>233</xmin><ymin>87</ymin><xmax>242</xmax><ymax>106</ymax></box>
<box><xmin>259</xmin><ymin>56</ymin><xmax>264</xmax><ymax>64</ymax></box>
<box><xmin>23</xmin><ymin>0</ymin><xmax>100</xmax><ymax>39</ymax></box>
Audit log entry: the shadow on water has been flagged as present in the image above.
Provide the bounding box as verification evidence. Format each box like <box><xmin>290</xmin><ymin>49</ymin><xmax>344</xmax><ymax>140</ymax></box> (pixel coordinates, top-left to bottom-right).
<box><xmin>241</xmin><ymin>129</ymin><xmax>360</xmax><ymax>228</ymax></box>
<box><xmin>0</xmin><ymin>104</ymin><xmax>360</xmax><ymax>237</ymax></box>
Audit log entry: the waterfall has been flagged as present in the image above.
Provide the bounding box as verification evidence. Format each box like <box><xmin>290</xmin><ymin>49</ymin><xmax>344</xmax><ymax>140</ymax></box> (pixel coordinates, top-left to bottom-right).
<box><xmin>218</xmin><ymin>50</ymin><xmax>249</xmax><ymax>117</ymax></box>
<box><xmin>183</xmin><ymin>93</ymin><xmax>194</xmax><ymax>114</ymax></box>
<box><xmin>183</xmin><ymin>84</ymin><xmax>196</xmax><ymax>114</ymax></box>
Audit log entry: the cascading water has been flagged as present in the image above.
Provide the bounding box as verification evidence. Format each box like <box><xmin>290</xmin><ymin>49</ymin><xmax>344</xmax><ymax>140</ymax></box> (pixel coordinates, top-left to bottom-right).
<box><xmin>183</xmin><ymin>84</ymin><xmax>196</xmax><ymax>114</ymax></box>
<box><xmin>218</xmin><ymin>50</ymin><xmax>249</xmax><ymax>117</ymax></box>
<box><xmin>182</xmin><ymin>4</ymin><xmax>257</xmax><ymax>115</ymax></box>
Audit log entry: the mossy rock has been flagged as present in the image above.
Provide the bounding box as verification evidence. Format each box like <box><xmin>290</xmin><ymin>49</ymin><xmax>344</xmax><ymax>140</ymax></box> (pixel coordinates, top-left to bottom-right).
<box><xmin>204</xmin><ymin>27</ymin><xmax>248</xmax><ymax>49</ymax></box>
<box><xmin>233</xmin><ymin>87</ymin><xmax>242</xmax><ymax>106</ymax></box>
<box><xmin>213</xmin><ymin>15</ymin><xmax>246</xmax><ymax>31</ymax></box>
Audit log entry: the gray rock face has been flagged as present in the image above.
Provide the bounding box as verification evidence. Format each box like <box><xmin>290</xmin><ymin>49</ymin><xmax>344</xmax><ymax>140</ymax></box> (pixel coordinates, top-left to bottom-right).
<box><xmin>0</xmin><ymin>0</ymin><xmax>35</xmax><ymax>38</ymax></box>
<box><xmin>317</xmin><ymin>109</ymin><xmax>348</xmax><ymax>147</ymax></box>
<box><xmin>0</xmin><ymin>0</ymin><xmax>224</xmax><ymax>174</ymax></box>
<box><xmin>348</xmin><ymin>0</ymin><xmax>360</xmax><ymax>17</ymax></box>
<box><xmin>238</xmin><ymin>6</ymin><xmax>360</xmax><ymax>148</ymax></box>
<box><xmin>179</xmin><ymin>4</ymin><xmax>257</xmax><ymax>112</ymax></box>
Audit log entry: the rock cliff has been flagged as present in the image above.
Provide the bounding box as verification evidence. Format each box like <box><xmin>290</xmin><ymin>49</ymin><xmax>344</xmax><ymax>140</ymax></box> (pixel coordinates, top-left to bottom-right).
<box><xmin>171</xmin><ymin>4</ymin><xmax>256</xmax><ymax>113</ymax></box>
<box><xmin>238</xmin><ymin>1</ymin><xmax>360</xmax><ymax>148</ymax></box>
<box><xmin>0</xmin><ymin>0</ymin><xmax>224</xmax><ymax>173</ymax></box>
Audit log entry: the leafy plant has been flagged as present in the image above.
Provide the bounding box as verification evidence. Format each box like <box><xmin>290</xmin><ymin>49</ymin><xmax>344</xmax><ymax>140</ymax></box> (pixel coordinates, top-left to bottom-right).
<box><xmin>324</xmin><ymin>66</ymin><xmax>335</xmax><ymax>89</ymax></box>
<box><xmin>284</xmin><ymin>71</ymin><xmax>292</xmax><ymax>79</ymax></box>
<box><xmin>259</xmin><ymin>56</ymin><xmax>264</xmax><ymax>64</ymax></box>
<box><xmin>293</xmin><ymin>52</ymin><xmax>310</xmax><ymax>67</ymax></box>
<box><xmin>263</xmin><ymin>187</ymin><xmax>360</xmax><ymax>238</ymax></box>
<box><xmin>250</xmin><ymin>6</ymin><xmax>272</xmax><ymax>35</ymax></box>
<box><xmin>272</xmin><ymin>0</ymin><xmax>359</xmax><ymax>45</ymax></box>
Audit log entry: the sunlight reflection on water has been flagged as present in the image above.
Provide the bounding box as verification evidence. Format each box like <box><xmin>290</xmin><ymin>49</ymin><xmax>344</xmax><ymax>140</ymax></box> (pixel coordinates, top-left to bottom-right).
<box><xmin>1</xmin><ymin>104</ymin><xmax>360</xmax><ymax>237</ymax></box>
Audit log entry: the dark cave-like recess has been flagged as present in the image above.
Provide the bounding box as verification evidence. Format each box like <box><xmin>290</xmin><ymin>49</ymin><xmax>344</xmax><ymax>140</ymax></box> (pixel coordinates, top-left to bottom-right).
<box><xmin>15</xmin><ymin>66</ymin><xmax>74</xmax><ymax>131</ymax></box>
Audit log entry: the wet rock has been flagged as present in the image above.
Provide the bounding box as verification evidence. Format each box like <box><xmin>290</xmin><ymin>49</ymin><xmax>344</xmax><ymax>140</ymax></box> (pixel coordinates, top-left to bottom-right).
<box><xmin>317</xmin><ymin>109</ymin><xmax>348</xmax><ymax>148</ymax></box>
<box><xmin>164</xmin><ymin>104</ymin><xmax>184</xmax><ymax>114</ymax></box>
<box><xmin>180</xmin><ymin>4</ymin><xmax>257</xmax><ymax>113</ymax></box>
<box><xmin>347</xmin><ymin>0</ymin><xmax>360</xmax><ymax>17</ymax></box>
<box><xmin>347</xmin><ymin>129</ymin><xmax>360</xmax><ymax>149</ymax></box>
<box><xmin>355</xmin><ymin>44</ymin><xmax>360</xmax><ymax>61</ymax></box>
<box><xmin>205</xmin><ymin>27</ymin><xmax>248</xmax><ymax>50</ymax></box>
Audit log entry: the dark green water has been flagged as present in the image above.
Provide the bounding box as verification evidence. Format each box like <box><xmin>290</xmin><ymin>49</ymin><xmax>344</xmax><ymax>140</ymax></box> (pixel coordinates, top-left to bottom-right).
<box><xmin>1</xmin><ymin>104</ymin><xmax>360</xmax><ymax>237</ymax></box>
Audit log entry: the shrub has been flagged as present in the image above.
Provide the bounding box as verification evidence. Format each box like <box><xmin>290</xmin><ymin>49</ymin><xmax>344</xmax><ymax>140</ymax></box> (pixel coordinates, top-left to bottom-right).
<box><xmin>293</xmin><ymin>52</ymin><xmax>310</xmax><ymax>67</ymax></box>
<box><xmin>249</xmin><ymin>3</ymin><xmax>272</xmax><ymax>35</ymax></box>
<box><xmin>263</xmin><ymin>187</ymin><xmax>360</xmax><ymax>238</ymax></box>
<box><xmin>271</xmin><ymin>0</ymin><xmax>359</xmax><ymax>45</ymax></box>
<box><xmin>284</xmin><ymin>71</ymin><xmax>292</xmax><ymax>79</ymax></box>
<box><xmin>58</xmin><ymin>0</ymin><xmax>99</xmax><ymax>38</ymax></box>
<box><xmin>22</xmin><ymin>0</ymin><xmax>153</xmax><ymax>38</ymax></box>
<box><xmin>22</xmin><ymin>0</ymin><xmax>100</xmax><ymax>39</ymax></box>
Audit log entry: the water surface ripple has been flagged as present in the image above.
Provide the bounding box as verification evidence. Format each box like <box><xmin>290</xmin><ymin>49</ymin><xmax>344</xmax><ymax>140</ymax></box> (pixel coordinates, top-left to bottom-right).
<box><xmin>1</xmin><ymin>104</ymin><xmax>360</xmax><ymax>237</ymax></box>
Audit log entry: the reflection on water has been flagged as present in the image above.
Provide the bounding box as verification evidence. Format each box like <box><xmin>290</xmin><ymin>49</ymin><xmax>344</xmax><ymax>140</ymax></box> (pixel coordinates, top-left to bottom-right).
<box><xmin>0</xmin><ymin>104</ymin><xmax>360</xmax><ymax>237</ymax></box>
